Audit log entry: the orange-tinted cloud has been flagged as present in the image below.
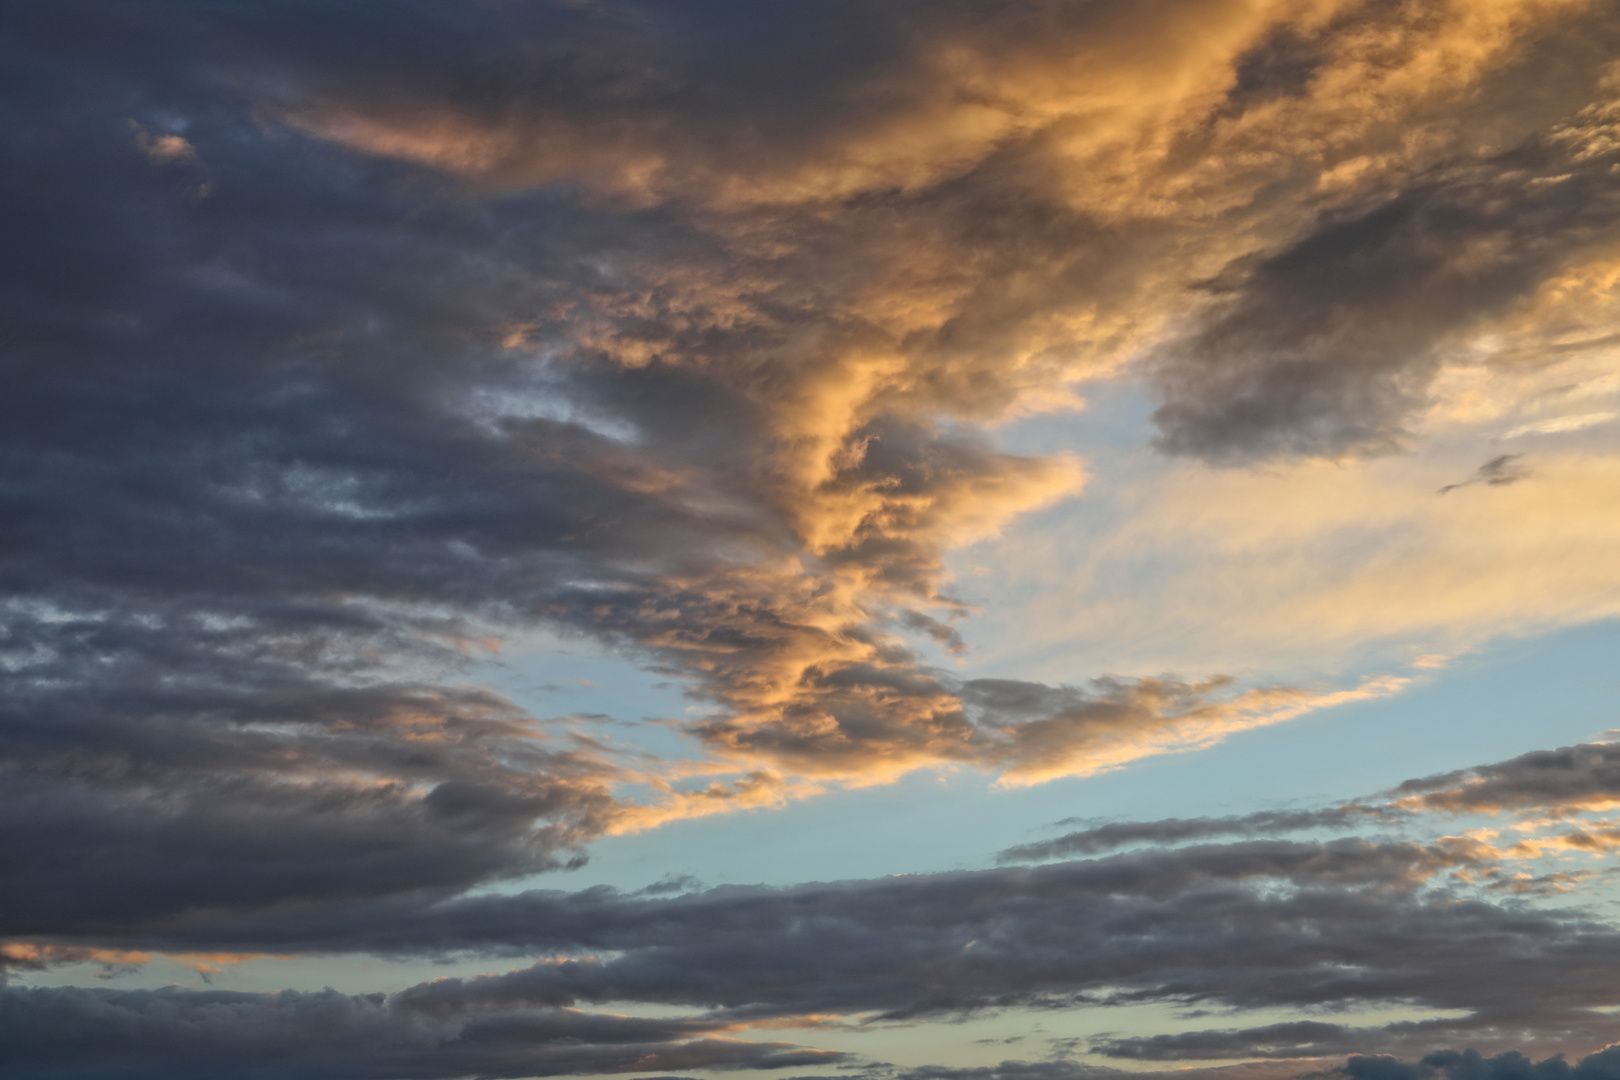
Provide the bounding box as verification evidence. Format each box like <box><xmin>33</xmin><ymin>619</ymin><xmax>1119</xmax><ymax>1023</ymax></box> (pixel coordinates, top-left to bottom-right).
<box><xmin>14</xmin><ymin>2</ymin><xmax>1620</xmax><ymax>974</ymax></box>
<box><xmin>253</xmin><ymin>0</ymin><xmax>1620</xmax><ymax>797</ymax></box>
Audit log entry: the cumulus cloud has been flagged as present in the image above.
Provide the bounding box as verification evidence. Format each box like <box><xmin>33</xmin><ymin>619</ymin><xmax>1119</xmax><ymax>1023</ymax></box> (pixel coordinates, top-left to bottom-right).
<box><xmin>11</xmin><ymin>1</ymin><xmax>1620</xmax><ymax>1074</ymax></box>
<box><xmin>6</xmin><ymin>0</ymin><xmax>1617</xmax><ymax>836</ymax></box>
<box><xmin>1</xmin><ymin>0</ymin><xmax>1337</xmax><ymax>868</ymax></box>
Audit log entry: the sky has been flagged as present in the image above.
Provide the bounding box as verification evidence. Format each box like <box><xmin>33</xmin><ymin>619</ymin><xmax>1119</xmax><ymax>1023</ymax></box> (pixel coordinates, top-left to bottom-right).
<box><xmin>8</xmin><ymin>1</ymin><xmax>1620</xmax><ymax>1078</ymax></box>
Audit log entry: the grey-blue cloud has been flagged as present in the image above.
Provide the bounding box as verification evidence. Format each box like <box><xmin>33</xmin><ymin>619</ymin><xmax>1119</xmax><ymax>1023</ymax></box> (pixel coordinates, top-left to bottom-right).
<box><xmin>9</xmin><ymin>2</ymin><xmax>1620</xmax><ymax>1076</ymax></box>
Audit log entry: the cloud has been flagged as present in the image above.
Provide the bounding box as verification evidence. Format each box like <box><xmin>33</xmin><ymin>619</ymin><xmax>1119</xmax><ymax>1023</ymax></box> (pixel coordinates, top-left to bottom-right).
<box><xmin>12</xmin><ymin>744</ymin><xmax>1620</xmax><ymax>1072</ymax></box>
<box><xmin>19</xmin><ymin>834</ymin><xmax>1603</xmax><ymax>1041</ymax></box>
<box><xmin>1503</xmin><ymin>412</ymin><xmax>1618</xmax><ymax>438</ymax></box>
<box><xmin>1152</xmin><ymin>120</ymin><xmax>1620</xmax><ymax>461</ymax></box>
<box><xmin>834</xmin><ymin>1048</ymin><xmax>1620</xmax><ymax>1080</ymax></box>
<box><xmin>0</xmin><ymin>983</ymin><xmax>840</xmax><ymax>1080</ymax></box>
<box><xmin>131</xmin><ymin>123</ymin><xmax>197</xmax><ymax>165</ymax></box>
<box><xmin>963</xmin><ymin>449</ymin><xmax>1620</xmax><ymax>678</ymax></box>
<box><xmin>0</xmin><ymin>0</ymin><xmax>1097</xmax><ymax>947</ymax></box>
<box><xmin>1392</xmin><ymin>742</ymin><xmax>1620</xmax><ymax>816</ymax></box>
<box><xmin>10</xmin><ymin>3</ymin><xmax>1620</xmax><ymax>1074</ymax></box>
<box><xmin>869</xmin><ymin>1061</ymin><xmax>1315</xmax><ymax>1080</ymax></box>
<box><xmin>1093</xmin><ymin>1020</ymin><xmax>1367</xmax><ymax>1061</ymax></box>
<box><xmin>995</xmin><ymin>804</ymin><xmax>1403</xmax><ymax>862</ymax></box>
<box><xmin>1149</xmin><ymin>5</ymin><xmax>1620</xmax><ymax>462</ymax></box>
<box><xmin>998</xmin><ymin>740</ymin><xmax>1620</xmax><ymax>863</ymax></box>
<box><xmin>0</xmin><ymin>592</ymin><xmax>630</xmax><ymax>936</ymax></box>
<box><xmin>183</xmin><ymin>863</ymin><xmax>1620</xmax><ymax>1071</ymax></box>
<box><xmin>1439</xmin><ymin>454</ymin><xmax>1532</xmax><ymax>494</ymax></box>
<box><xmin>12</xmin><ymin>972</ymin><xmax>1620</xmax><ymax>1080</ymax></box>
<box><xmin>273</xmin><ymin>0</ymin><xmax>1620</xmax><ymax>473</ymax></box>
<box><xmin>6</xmin><ymin>0</ymin><xmax>1618</xmax><ymax>831</ymax></box>
<box><xmin>1343</xmin><ymin>1047</ymin><xmax>1620</xmax><ymax>1080</ymax></box>
<box><xmin>4</xmin><ymin>0</ymin><xmax>1257</xmax><ymax>837</ymax></box>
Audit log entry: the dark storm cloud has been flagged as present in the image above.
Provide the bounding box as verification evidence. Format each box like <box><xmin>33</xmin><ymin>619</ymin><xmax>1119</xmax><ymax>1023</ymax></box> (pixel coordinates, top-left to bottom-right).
<box><xmin>0</xmin><ymin>983</ymin><xmax>839</xmax><ymax>1080</ymax></box>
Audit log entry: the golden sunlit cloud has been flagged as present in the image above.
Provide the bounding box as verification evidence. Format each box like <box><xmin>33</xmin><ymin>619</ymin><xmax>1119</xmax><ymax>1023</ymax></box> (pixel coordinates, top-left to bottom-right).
<box><xmin>14</xmin><ymin>2</ymin><xmax>1620</xmax><ymax>1076</ymax></box>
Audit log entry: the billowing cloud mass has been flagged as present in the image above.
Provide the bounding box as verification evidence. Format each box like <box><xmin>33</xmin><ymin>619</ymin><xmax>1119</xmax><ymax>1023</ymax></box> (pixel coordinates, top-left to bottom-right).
<box><xmin>6</xmin><ymin>1</ymin><xmax>1620</xmax><ymax>1077</ymax></box>
<box><xmin>12</xmin><ymin>742</ymin><xmax>1620</xmax><ymax>1076</ymax></box>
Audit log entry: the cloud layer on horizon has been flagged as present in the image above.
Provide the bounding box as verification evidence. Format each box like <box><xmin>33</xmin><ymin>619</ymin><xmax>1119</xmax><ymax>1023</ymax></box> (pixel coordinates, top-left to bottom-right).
<box><xmin>12</xmin><ymin>742</ymin><xmax>1620</xmax><ymax>1076</ymax></box>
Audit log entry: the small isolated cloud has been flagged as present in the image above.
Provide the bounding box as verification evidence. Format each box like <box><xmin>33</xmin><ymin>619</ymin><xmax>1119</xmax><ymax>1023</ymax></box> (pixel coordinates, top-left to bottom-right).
<box><xmin>130</xmin><ymin>122</ymin><xmax>196</xmax><ymax>163</ymax></box>
<box><xmin>1439</xmin><ymin>454</ymin><xmax>1532</xmax><ymax>493</ymax></box>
